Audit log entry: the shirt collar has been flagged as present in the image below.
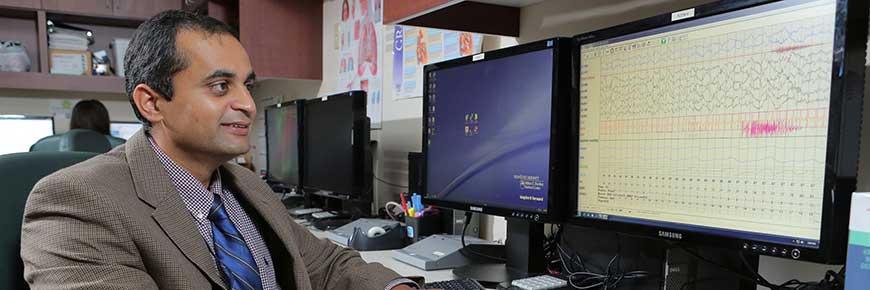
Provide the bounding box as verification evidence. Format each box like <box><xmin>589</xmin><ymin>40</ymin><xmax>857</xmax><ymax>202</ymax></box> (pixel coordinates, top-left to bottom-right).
<box><xmin>147</xmin><ymin>136</ymin><xmax>222</xmax><ymax>222</ymax></box>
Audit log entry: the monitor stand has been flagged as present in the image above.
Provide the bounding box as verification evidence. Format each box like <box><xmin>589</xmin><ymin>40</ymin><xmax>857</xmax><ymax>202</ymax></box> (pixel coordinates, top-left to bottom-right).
<box><xmin>452</xmin><ymin>219</ymin><xmax>545</xmax><ymax>287</ymax></box>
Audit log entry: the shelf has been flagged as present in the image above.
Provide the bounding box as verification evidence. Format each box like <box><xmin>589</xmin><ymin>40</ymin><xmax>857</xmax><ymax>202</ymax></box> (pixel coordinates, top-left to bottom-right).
<box><xmin>384</xmin><ymin>0</ymin><xmax>520</xmax><ymax>37</ymax></box>
<box><xmin>0</xmin><ymin>71</ymin><xmax>126</xmax><ymax>100</ymax></box>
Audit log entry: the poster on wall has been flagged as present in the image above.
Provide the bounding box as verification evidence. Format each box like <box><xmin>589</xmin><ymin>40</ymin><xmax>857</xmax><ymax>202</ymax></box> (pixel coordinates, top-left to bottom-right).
<box><xmin>338</xmin><ymin>0</ymin><xmax>383</xmax><ymax>128</ymax></box>
<box><xmin>392</xmin><ymin>26</ymin><xmax>483</xmax><ymax>100</ymax></box>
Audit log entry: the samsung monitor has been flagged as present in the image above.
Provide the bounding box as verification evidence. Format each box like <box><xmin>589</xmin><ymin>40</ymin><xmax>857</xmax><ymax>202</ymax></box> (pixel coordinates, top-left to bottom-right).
<box><xmin>421</xmin><ymin>38</ymin><xmax>575</xmax><ymax>283</ymax></box>
<box><xmin>573</xmin><ymin>0</ymin><xmax>868</xmax><ymax>264</ymax></box>
<box><xmin>422</xmin><ymin>38</ymin><xmax>573</xmax><ymax>223</ymax></box>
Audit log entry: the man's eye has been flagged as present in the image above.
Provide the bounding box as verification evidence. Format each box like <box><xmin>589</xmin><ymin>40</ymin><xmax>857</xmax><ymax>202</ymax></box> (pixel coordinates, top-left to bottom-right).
<box><xmin>210</xmin><ymin>82</ymin><xmax>229</xmax><ymax>94</ymax></box>
<box><xmin>245</xmin><ymin>82</ymin><xmax>254</xmax><ymax>91</ymax></box>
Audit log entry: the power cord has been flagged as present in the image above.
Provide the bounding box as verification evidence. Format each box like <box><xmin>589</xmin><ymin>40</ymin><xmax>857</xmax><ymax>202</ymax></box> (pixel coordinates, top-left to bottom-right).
<box><xmin>555</xmin><ymin>243</ymin><xmax>649</xmax><ymax>290</ymax></box>
<box><xmin>677</xmin><ymin>244</ymin><xmax>846</xmax><ymax>290</ymax></box>
<box><xmin>374</xmin><ymin>175</ymin><xmax>409</xmax><ymax>188</ymax></box>
<box><xmin>459</xmin><ymin>212</ymin><xmax>507</xmax><ymax>262</ymax></box>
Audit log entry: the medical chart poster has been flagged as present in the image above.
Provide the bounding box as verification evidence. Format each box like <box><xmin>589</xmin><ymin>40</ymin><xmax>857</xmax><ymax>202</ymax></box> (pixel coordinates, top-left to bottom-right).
<box><xmin>392</xmin><ymin>26</ymin><xmax>482</xmax><ymax>100</ymax></box>
<box><xmin>338</xmin><ymin>0</ymin><xmax>383</xmax><ymax>128</ymax></box>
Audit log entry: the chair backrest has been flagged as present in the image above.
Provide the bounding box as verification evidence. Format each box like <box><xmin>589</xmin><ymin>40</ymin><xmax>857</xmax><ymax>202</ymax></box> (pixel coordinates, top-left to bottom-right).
<box><xmin>28</xmin><ymin>134</ymin><xmax>61</xmax><ymax>152</ymax></box>
<box><xmin>58</xmin><ymin>129</ymin><xmax>111</xmax><ymax>153</ymax></box>
<box><xmin>106</xmin><ymin>135</ymin><xmax>126</xmax><ymax>149</ymax></box>
<box><xmin>0</xmin><ymin>151</ymin><xmax>97</xmax><ymax>290</ymax></box>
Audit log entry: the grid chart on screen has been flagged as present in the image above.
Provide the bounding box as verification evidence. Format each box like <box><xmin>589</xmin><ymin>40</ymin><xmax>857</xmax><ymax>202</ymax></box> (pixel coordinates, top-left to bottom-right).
<box><xmin>577</xmin><ymin>0</ymin><xmax>836</xmax><ymax>242</ymax></box>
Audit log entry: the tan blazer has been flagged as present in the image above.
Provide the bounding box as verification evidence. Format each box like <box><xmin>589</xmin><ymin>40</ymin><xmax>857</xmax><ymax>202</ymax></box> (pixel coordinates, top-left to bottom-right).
<box><xmin>21</xmin><ymin>131</ymin><xmax>401</xmax><ymax>290</ymax></box>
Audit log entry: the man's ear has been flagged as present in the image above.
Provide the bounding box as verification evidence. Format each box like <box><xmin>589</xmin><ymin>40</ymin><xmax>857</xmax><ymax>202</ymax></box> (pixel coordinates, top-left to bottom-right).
<box><xmin>132</xmin><ymin>84</ymin><xmax>166</xmax><ymax>126</ymax></box>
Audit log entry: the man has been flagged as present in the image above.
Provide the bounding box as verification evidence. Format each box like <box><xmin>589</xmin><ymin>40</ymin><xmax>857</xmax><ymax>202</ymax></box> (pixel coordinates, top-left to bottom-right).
<box><xmin>21</xmin><ymin>10</ymin><xmax>419</xmax><ymax>290</ymax></box>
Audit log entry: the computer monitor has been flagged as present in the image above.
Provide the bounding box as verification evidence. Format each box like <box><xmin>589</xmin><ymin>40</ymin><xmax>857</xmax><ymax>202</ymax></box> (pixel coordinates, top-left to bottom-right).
<box><xmin>302</xmin><ymin>91</ymin><xmax>372</xmax><ymax>200</ymax></box>
<box><xmin>573</xmin><ymin>0</ymin><xmax>868</xmax><ymax>264</ymax></box>
<box><xmin>0</xmin><ymin>115</ymin><xmax>55</xmax><ymax>155</ymax></box>
<box><xmin>265</xmin><ymin>100</ymin><xmax>303</xmax><ymax>188</ymax></box>
<box><xmin>109</xmin><ymin>122</ymin><xmax>142</xmax><ymax>140</ymax></box>
<box><xmin>422</xmin><ymin>38</ymin><xmax>575</xmax><ymax>283</ymax></box>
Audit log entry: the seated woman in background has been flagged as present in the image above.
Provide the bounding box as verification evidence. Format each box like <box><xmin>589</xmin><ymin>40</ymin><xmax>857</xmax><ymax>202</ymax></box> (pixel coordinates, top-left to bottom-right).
<box><xmin>30</xmin><ymin>100</ymin><xmax>127</xmax><ymax>152</ymax></box>
<box><xmin>69</xmin><ymin>100</ymin><xmax>126</xmax><ymax>148</ymax></box>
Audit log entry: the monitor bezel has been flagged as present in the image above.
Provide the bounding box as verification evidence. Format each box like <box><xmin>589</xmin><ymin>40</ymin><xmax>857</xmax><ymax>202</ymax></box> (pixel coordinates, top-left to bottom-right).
<box><xmin>569</xmin><ymin>0</ymin><xmax>867</xmax><ymax>264</ymax></box>
<box><xmin>264</xmin><ymin>100</ymin><xmax>304</xmax><ymax>187</ymax></box>
<box><xmin>421</xmin><ymin>38</ymin><xmax>574</xmax><ymax>223</ymax></box>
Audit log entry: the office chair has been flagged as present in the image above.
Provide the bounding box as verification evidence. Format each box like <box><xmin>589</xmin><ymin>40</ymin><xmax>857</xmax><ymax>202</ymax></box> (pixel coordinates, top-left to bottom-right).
<box><xmin>31</xmin><ymin>129</ymin><xmax>112</xmax><ymax>153</ymax></box>
<box><xmin>0</xmin><ymin>151</ymin><xmax>97</xmax><ymax>290</ymax></box>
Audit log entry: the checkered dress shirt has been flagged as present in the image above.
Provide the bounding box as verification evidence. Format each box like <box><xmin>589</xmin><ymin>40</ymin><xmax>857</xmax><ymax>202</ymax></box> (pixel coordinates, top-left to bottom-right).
<box><xmin>148</xmin><ymin>138</ymin><xmax>280</xmax><ymax>290</ymax></box>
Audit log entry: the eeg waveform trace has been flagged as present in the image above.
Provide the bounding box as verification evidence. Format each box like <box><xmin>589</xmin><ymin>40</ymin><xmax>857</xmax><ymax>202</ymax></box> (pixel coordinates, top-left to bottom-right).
<box><xmin>577</xmin><ymin>0</ymin><xmax>836</xmax><ymax>241</ymax></box>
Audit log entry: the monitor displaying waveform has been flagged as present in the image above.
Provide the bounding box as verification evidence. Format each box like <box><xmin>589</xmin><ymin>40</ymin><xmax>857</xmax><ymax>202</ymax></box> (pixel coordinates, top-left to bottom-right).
<box><xmin>577</xmin><ymin>0</ymin><xmax>837</xmax><ymax>249</ymax></box>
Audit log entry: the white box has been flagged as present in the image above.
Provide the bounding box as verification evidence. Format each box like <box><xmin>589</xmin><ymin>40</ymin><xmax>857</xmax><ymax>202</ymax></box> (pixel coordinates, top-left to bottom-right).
<box><xmin>845</xmin><ymin>192</ymin><xmax>870</xmax><ymax>289</ymax></box>
<box><xmin>110</xmin><ymin>38</ymin><xmax>130</xmax><ymax>77</ymax></box>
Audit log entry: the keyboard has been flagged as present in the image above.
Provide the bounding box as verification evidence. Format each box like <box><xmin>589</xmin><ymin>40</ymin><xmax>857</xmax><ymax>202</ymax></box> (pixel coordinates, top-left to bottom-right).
<box><xmin>425</xmin><ymin>278</ymin><xmax>486</xmax><ymax>290</ymax></box>
<box><xmin>311</xmin><ymin>211</ymin><xmax>338</xmax><ymax>219</ymax></box>
<box><xmin>289</xmin><ymin>207</ymin><xmax>322</xmax><ymax>216</ymax></box>
<box><xmin>510</xmin><ymin>275</ymin><xmax>567</xmax><ymax>290</ymax></box>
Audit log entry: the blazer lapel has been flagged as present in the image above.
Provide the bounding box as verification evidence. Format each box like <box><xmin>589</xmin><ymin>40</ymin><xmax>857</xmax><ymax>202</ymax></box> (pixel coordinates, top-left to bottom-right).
<box><xmin>221</xmin><ymin>165</ymin><xmax>313</xmax><ymax>290</ymax></box>
<box><xmin>125</xmin><ymin>131</ymin><xmax>227</xmax><ymax>290</ymax></box>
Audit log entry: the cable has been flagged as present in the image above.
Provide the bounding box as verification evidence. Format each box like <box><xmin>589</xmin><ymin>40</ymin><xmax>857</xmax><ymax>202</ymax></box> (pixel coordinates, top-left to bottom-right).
<box><xmin>556</xmin><ymin>241</ymin><xmax>649</xmax><ymax>290</ymax></box>
<box><xmin>677</xmin><ymin>244</ymin><xmax>846</xmax><ymax>290</ymax></box>
<box><xmin>373</xmin><ymin>175</ymin><xmax>409</xmax><ymax>188</ymax></box>
<box><xmin>383</xmin><ymin>201</ymin><xmax>405</xmax><ymax>221</ymax></box>
<box><xmin>459</xmin><ymin>212</ymin><xmax>506</xmax><ymax>262</ymax></box>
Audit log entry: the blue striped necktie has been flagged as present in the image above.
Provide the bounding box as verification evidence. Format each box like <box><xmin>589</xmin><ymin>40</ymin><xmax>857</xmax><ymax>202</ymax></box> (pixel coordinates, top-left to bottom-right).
<box><xmin>208</xmin><ymin>194</ymin><xmax>264</xmax><ymax>290</ymax></box>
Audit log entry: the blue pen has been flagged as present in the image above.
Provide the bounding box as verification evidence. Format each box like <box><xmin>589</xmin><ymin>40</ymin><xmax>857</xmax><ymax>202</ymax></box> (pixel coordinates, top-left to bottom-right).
<box><xmin>413</xmin><ymin>195</ymin><xmax>423</xmax><ymax>214</ymax></box>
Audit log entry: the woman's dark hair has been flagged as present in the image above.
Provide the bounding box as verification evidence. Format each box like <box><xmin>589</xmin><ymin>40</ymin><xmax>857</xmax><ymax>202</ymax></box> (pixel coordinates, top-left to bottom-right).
<box><xmin>70</xmin><ymin>99</ymin><xmax>111</xmax><ymax>135</ymax></box>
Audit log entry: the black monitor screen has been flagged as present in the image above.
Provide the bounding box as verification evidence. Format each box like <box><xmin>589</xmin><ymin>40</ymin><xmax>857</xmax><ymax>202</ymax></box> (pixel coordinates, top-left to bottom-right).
<box><xmin>425</xmin><ymin>48</ymin><xmax>554</xmax><ymax>213</ymax></box>
<box><xmin>303</xmin><ymin>95</ymin><xmax>355</xmax><ymax>194</ymax></box>
<box><xmin>265</xmin><ymin>102</ymin><xmax>300</xmax><ymax>186</ymax></box>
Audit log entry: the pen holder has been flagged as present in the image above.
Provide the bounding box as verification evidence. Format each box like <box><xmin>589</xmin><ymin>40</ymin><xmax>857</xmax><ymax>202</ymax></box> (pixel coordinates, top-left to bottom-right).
<box><xmin>405</xmin><ymin>212</ymin><xmax>444</xmax><ymax>242</ymax></box>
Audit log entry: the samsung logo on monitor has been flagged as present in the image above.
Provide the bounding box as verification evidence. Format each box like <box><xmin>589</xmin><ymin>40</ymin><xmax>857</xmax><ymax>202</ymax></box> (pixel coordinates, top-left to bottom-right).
<box><xmin>469</xmin><ymin>206</ymin><xmax>483</xmax><ymax>212</ymax></box>
<box><xmin>658</xmin><ymin>230</ymin><xmax>683</xmax><ymax>240</ymax></box>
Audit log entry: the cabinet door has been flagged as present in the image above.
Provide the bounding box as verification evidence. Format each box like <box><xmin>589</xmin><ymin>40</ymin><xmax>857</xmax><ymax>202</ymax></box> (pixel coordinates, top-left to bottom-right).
<box><xmin>113</xmin><ymin>0</ymin><xmax>180</xmax><ymax>19</ymax></box>
<box><xmin>111</xmin><ymin>0</ymin><xmax>151</xmax><ymax>19</ymax></box>
<box><xmin>0</xmin><ymin>0</ymin><xmax>41</xmax><ymax>9</ymax></box>
<box><xmin>42</xmin><ymin>0</ymin><xmax>113</xmax><ymax>16</ymax></box>
<box><xmin>154</xmin><ymin>0</ymin><xmax>180</xmax><ymax>12</ymax></box>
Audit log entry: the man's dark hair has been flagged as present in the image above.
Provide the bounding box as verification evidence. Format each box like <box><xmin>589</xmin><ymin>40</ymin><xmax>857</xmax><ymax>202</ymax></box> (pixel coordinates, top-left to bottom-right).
<box><xmin>70</xmin><ymin>99</ymin><xmax>111</xmax><ymax>135</ymax></box>
<box><xmin>124</xmin><ymin>10</ymin><xmax>239</xmax><ymax>126</ymax></box>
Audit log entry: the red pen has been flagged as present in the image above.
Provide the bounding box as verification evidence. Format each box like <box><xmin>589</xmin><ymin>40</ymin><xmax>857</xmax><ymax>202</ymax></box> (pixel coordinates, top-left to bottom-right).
<box><xmin>400</xmin><ymin>192</ymin><xmax>409</xmax><ymax>215</ymax></box>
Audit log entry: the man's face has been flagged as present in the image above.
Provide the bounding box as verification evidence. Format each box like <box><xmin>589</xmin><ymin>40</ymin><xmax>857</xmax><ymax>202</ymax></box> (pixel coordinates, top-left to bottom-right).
<box><xmin>158</xmin><ymin>30</ymin><xmax>256</xmax><ymax>160</ymax></box>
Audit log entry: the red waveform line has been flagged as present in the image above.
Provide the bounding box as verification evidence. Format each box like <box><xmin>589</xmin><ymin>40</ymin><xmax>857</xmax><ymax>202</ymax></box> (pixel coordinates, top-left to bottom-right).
<box><xmin>742</xmin><ymin>121</ymin><xmax>801</xmax><ymax>137</ymax></box>
<box><xmin>772</xmin><ymin>43</ymin><xmax>822</xmax><ymax>53</ymax></box>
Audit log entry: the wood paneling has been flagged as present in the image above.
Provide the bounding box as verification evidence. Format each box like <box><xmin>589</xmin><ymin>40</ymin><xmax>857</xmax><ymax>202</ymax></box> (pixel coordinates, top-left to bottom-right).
<box><xmin>383</xmin><ymin>0</ymin><xmax>451</xmax><ymax>24</ymax></box>
<box><xmin>400</xmin><ymin>1</ymin><xmax>520</xmax><ymax>37</ymax></box>
<box><xmin>41</xmin><ymin>0</ymin><xmax>113</xmax><ymax>16</ymax></box>
<box><xmin>0</xmin><ymin>0</ymin><xmax>40</xmax><ymax>9</ymax></box>
<box><xmin>239</xmin><ymin>0</ymin><xmax>321</xmax><ymax>80</ymax></box>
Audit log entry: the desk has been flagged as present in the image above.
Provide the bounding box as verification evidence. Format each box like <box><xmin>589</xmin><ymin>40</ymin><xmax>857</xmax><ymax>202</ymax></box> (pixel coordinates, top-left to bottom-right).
<box><xmin>298</xmin><ymin>219</ymin><xmax>458</xmax><ymax>283</ymax></box>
